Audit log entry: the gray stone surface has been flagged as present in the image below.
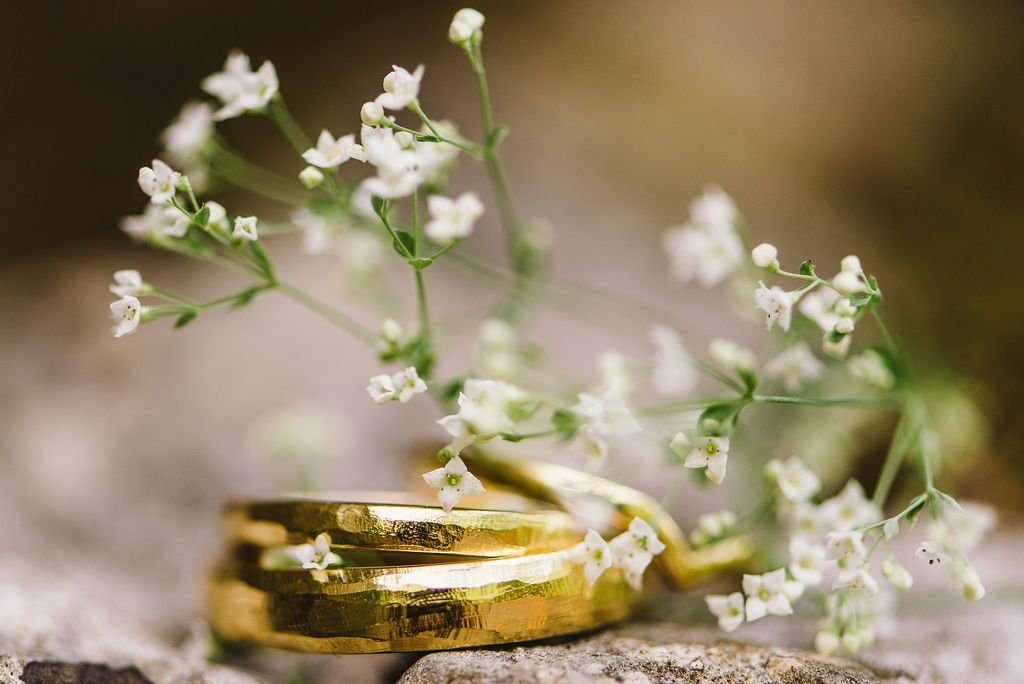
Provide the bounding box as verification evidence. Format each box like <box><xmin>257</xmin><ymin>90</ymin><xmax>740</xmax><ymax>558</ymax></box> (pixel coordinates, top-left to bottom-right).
<box><xmin>399</xmin><ymin>623</ymin><xmax>920</xmax><ymax>684</ymax></box>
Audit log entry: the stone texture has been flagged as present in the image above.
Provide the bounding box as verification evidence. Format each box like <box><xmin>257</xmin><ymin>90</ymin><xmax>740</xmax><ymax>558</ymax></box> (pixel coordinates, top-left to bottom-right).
<box><xmin>399</xmin><ymin>623</ymin><xmax>925</xmax><ymax>684</ymax></box>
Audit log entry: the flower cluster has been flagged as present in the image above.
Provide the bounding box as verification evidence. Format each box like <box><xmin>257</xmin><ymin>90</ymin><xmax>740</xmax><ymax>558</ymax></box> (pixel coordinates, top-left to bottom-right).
<box><xmin>568</xmin><ymin>518</ymin><xmax>666</xmax><ymax>590</ymax></box>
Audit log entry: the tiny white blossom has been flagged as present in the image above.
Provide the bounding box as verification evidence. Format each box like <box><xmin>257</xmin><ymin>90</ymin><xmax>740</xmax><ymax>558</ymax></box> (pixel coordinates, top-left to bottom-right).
<box><xmin>763</xmin><ymin>343</ymin><xmax>824</xmax><ymax>392</ymax></box>
<box><xmin>161</xmin><ymin>101</ymin><xmax>213</xmax><ymax>163</ymax></box>
<box><xmin>299</xmin><ymin>165</ymin><xmax>324</xmax><ymax>189</ymax></box>
<box><xmin>788</xmin><ymin>502</ymin><xmax>829</xmax><ymax>541</ymax></box>
<box><xmin>201</xmin><ymin>51</ymin><xmax>279</xmax><ymax>121</ymax></box>
<box><xmin>363</xmin><ymin>129</ymin><xmax>421</xmax><ymax>198</ymax></box>
<box><xmin>425</xmin><ymin>192</ymin><xmax>484</xmax><ymax>245</ymax></box>
<box><xmin>392</xmin><ymin>367</ymin><xmax>428</xmax><ymax>403</ymax></box>
<box><xmin>609</xmin><ymin>518</ymin><xmax>666</xmax><ymax>590</ymax></box>
<box><xmin>841</xmin><ymin>255</ymin><xmax>862</xmax><ymax>274</ymax></box>
<box><xmin>821</xmin><ymin>480</ymin><xmax>879</xmax><ymax>531</ymax></box>
<box><xmin>233</xmin><ymin>216</ymin><xmax>259</xmax><ymax>241</ymax></box>
<box><xmin>915</xmin><ymin>540</ymin><xmax>951</xmax><ymax>567</ymax></box>
<box><xmin>649</xmin><ymin>325</ymin><xmax>699</xmax><ymax>396</ymax></box>
<box><xmin>766</xmin><ymin>456</ymin><xmax>821</xmax><ymax>503</ymax></box>
<box><xmin>705</xmin><ymin>592</ymin><xmax>745</xmax><ymax>632</ymax></box>
<box><xmin>824</xmin><ymin>530</ymin><xmax>867</xmax><ymax>563</ymax></box>
<box><xmin>110</xmin><ymin>295</ymin><xmax>142</xmax><ymax>338</ymax></box>
<box><xmin>415</xmin><ymin>119</ymin><xmax>462</xmax><ymax>183</ymax></box>
<box><xmin>751</xmin><ymin>243</ymin><xmax>779</xmax><ymax>270</ymax></box>
<box><xmin>708</xmin><ymin>338</ymin><xmax>756</xmax><ymax>374</ymax></box>
<box><xmin>663</xmin><ymin>213</ymin><xmax>743</xmax><ymax>287</ymax></box>
<box><xmin>422</xmin><ymin>455</ymin><xmax>486</xmax><ymax>512</ymax></box>
<box><xmin>788</xmin><ymin>537</ymin><xmax>826</xmax><ymax>586</ymax></box>
<box><xmin>822</xmin><ymin>332</ymin><xmax>852</xmax><ymax>360</ymax></box>
<box><xmin>948</xmin><ymin>558</ymin><xmax>985</xmax><ymax>601</ymax></box>
<box><xmin>815</xmin><ymin>630</ymin><xmax>841</xmax><ymax>656</ymax></box>
<box><xmin>742</xmin><ymin>568</ymin><xmax>794</xmax><ymax>621</ymax></box>
<box><xmin>375</xmin><ymin>64</ymin><xmax>425</xmax><ymax>111</ymax></box>
<box><xmin>110</xmin><ymin>270</ymin><xmax>144</xmax><ymax>297</ymax></box>
<box><xmin>120</xmin><ymin>205</ymin><xmax>190</xmax><ymax>241</ymax></box>
<box><xmin>680</xmin><ymin>435</ymin><xmax>730</xmax><ymax>484</ymax></box>
<box><xmin>302</xmin><ymin>129</ymin><xmax>359</xmax><ymax>168</ymax></box>
<box><xmin>295</xmin><ymin>533</ymin><xmax>342</xmax><ymax>570</ymax></box>
<box><xmin>376</xmin><ymin>318</ymin><xmax>403</xmax><ymax>355</ymax></box>
<box><xmin>881</xmin><ymin>556</ymin><xmax>914</xmax><ymax>591</ymax></box>
<box><xmin>568</xmin><ymin>529</ymin><xmax>614</xmax><ymax>585</ymax></box>
<box><xmin>690</xmin><ymin>510</ymin><xmax>737</xmax><ymax>546</ymax></box>
<box><xmin>366</xmin><ymin>373</ymin><xmax>396</xmax><ymax>403</ymax></box>
<box><xmin>833</xmin><ymin>567</ymin><xmax>879</xmax><ymax>594</ymax></box>
<box><xmin>137</xmin><ymin>159</ymin><xmax>180</xmax><ymax>204</ymax></box>
<box><xmin>799</xmin><ymin>286</ymin><xmax>842</xmax><ymax>332</ymax></box>
<box><xmin>438</xmin><ymin>379</ymin><xmax>527</xmax><ymax>454</ymax></box>
<box><xmin>572</xmin><ymin>391</ymin><xmax>641</xmax><ymax>466</ymax></box>
<box><xmin>754</xmin><ymin>281</ymin><xmax>797</xmax><ymax>331</ymax></box>
<box><xmin>453</xmin><ymin>8</ymin><xmax>485</xmax><ymax>30</ymax></box>
<box><xmin>930</xmin><ymin>501</ymin><xmax>996</xmax><ymax>552</ymax></box>
<box><xmin>449</xmin><ymin>19</ymin><xmax>474</xmax><ymax>44</ymax></box>
<box><xmin>834</xmin><ymin>317</ymin><xmax>855</xmax><ymax>335</ymax></box>
<box><xmin>833</xmin><ymin>270</ymin><xmax>866</xmax><ymax>296</ymax></box>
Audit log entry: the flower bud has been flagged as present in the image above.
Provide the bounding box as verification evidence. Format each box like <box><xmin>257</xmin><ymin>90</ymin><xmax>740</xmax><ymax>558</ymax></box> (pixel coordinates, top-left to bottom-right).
<box><xmin>840</xmin><ymin>631</ymin><xmax>862</xmax><ymax>654</ymax></box>
<box><xmin>840</xmin><ymin>255</ymin><xmax>863</xmax><ymax>274</ymax></box>
<box><xmin>360</xmin><ymin>101</ymin><xmax>385</xmax><ymax>126</ymax></box>
<box><xmin>814</xmin><ymin>630</ymin><xmax>840</xmax><ymax>656</ymax></box>
<box><xmin>453</xmin><ymin>8</ymin><xmax>485</xmax><ymax>30</ymax></box>
<box><xmin>449</xmin><ymin>19</ymin><xmax>474</xmax><ymax>44</ymax></box>
<box><xmin>299</xmin><ymin>166</ymin><xmax>324</xmax><ymax>189</ymax></box>
<box><xmin>882</xmin><ymin>557</ymin><xmax>914</xmax><ymax>591</ymax></box>
<box><xmin>751</xmin><ymin>243</ymin><xmax>779</xmax><ymax>270</ymax></box>
<box><xmin>822</xmin><ymin>332</ymin><xmax>851</xmax><ymax>359</ymax></box>
<box><xmin>394</xmin><ymin>131</ymin><xmax>416</xmax><ymax>149</ymax></box>
<box><xmin>832</xmin><ymin>270</ymin><xmax>865</xmax><ymax>296</ymax></box>
<box><xmin>834</xmin><ymin>317</ymin><xmax>855</xmax><ymax>335</ymax></box>
<box><xmin>834</xmin><ymin>298</ymin><xmax>857</xmax><ymax>317</ymax></box>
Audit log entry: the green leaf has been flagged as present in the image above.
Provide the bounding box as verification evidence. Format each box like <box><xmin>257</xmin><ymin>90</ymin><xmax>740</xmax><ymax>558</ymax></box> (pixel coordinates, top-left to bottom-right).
<box><xmin>408</xmin><ymin>257</ymin><xmax>433</xmax><ymax>270</ymax></box>
<box><xmin>905</xmin><ymin>495</ymin><xmax>928</xmax><ymax>527</ymax></box>
<box><xmin>935</xmin><ymin>490</ymin><xmax>963</xmax><ymax>512</ymax></box>
<box><xmin>371</xmin><ymin>195</ymin><xmax>390</xmax><ymax>216</ymax></box>
<box><xmin>698</xmin><ymin>402</ymin><xmax>741</xmax><ymax>435</ymax></box>
<box><xmin>174</xmin><ymin>310</ymin><xmax>197</xmax><ymax>329</ymax></box>
<box><xmin>551</xmin><ymin>408</ymin><xmax>579</xmax><ymax>440</ymax></box>
<box><xmin>231</xmin><ymin>287</ymin><xmax>263</xmax><ymax>309</ymax></box>
<box><xmin>738</xmin><ymin>368</ymin><xmax>759</xmax><ymax>394</ymax></box>
<box><xmin>799</xmin><ymin>259</ymin><xmax>816</xmax><ymax>276</ymax></box>
<box><xmin>392</xmin><ymin>231</ymin><xmax>415</xmax><ymax>257</ymax></box>
<box><xmin>192</xmin><ymin>205</ymin><xmax>211</xmax><ymax>228</ymax></box>
<box><xmin>438</xmin><ymin>377</ymin><xmax>464</xmax><ymax>403</ymax></box>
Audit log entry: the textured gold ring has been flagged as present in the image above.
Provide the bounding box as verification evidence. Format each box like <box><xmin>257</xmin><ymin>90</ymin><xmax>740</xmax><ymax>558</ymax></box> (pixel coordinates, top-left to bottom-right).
<box><xmin>225</xmin><ymin>492</ymin><xmax>582</xmax><ymax>558</ymax></box>
<box><xmin>207</xmin><ymin>546</ymin><xmax>636</xmax><ymax>653</ymax></box>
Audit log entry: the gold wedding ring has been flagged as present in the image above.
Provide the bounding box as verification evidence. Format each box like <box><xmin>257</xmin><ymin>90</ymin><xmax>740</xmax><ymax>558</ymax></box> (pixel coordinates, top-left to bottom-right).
<box><xmin>226</xmin><ymin>491</ymin><xmax>582</xmax><ymax>558</ymax></box>
<box><xmin>208</xmin><ymin>544</ymin><xmax>634</xmax><ymax>653</ymax></box>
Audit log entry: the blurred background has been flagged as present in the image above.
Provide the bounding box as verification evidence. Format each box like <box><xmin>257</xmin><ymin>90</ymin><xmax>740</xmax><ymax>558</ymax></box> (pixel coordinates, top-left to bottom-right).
<box><xmin>2</xmin><ymin>1</ymin><xmax>1022</xmax><ymax>681</ymax></box>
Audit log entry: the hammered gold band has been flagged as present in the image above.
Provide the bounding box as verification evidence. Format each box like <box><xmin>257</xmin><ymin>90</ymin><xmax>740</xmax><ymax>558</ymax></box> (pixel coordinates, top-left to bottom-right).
<box><xmin>225</xmin><ymin>492</ymin><xmax>582</xmax><ymax>558</ymax></box>
<box><xmin>207</xmin><ymin>546</ymin><xmax>635</xmax><ymax>653</ymax></box>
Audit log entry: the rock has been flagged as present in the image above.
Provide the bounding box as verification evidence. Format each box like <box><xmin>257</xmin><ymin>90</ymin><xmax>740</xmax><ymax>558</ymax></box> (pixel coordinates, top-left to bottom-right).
<box><xmin>399</xmin><ymin>622</ymin><xmax>925</xmax><ymax>684</ymax></box>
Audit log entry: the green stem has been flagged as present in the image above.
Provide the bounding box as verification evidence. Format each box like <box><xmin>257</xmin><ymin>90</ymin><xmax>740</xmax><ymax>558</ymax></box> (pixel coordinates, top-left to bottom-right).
<box><xmin>388</xmin><ymin>114</ymin><xmax>483</xmax><ymax>156</ymax></box>
<box><xmin>265</xmin><ymin>95</ymin><xmax>346</xmax><ymax>201</ymax></box>
<box><xmin>411</xmin><ymin>190</ymin><xmax>434</xmax><ymax>374</ymax></box>
<box><xmin>275</xmin><ymin>281</ymin><xmax>374</xmax><ymax>343</ymax></box>
<box><xmin>870</xmin><ymin>407</ymin><xmax>913</xmax><ymax>508</ymax></box>
<box><xmin>753</xmin><ymin>394</ymin><xmax>897</xmax><ymax>409</ymax></box>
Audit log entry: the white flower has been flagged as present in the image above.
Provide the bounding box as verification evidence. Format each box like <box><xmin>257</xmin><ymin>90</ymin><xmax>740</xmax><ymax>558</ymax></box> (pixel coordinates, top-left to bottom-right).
<box><xmin>706</xmin><ymin>592</ymin><xmax>745</xmax><ymax>632</ymax></box>
<box><xmin>820</xmin><ymin>480</ymin><xmax>878</xmax><ymax>531</ymax></box>
<box><xmin>754</xmin><ymin>281</ymin><xmax>797</xmax><ymax>331</ymax></box>
<box><xmin>572</xmin><ymin>391</ymin><xmax>641</xmax><ymax>466</ymax></box>
<box><xmin>763</xmin><ymin>343</ymin><xmax>824</xmax><ymax>392</ymax></box>
<box><xmin>205</xmin><ymin>201</ymin><xmax>229</xmax><ymax>232</ymax></box>
<box><xmin>376</xmin><ymin>318</ymin><xmax>403</xmax><ymax>355</ymax></box>
<box><xmin>110</xmin><ymin>270</ymin><xmax>144</xmax><ymax>297</ymax></box>
<box><xmin>295</xmin><ymin>533</ymin><xmax>342</xmax><ymax>570</ymax></box>
<box><xmin>679</xmin><ymin>435</ymin><xmax>730</xmax><ymax>484</ymax></box>
<box><xmin>422</xmin><ymin>455</ymin><xmax>486</xmax><ymax>512</ymax></box>
<box><xmin>438</xmin><ymin>379</ymin><xmax>527</xmax><ymax>454</ymax></box>
<box><xmin>119</xmin><ymin>205</ymin><xmax>190</xmax><ymax>241</ymax></box>
<box><xmin>479</xmin><ymin>318</ymin><xmax>516</xmax><ymax>349</ymax></box>
<box><xmin>299</xmin><ymin>166</ymin><xmax>325</xmax><ymax>189</ymax></box>
<box><xmin>689</xmin><ymin>510</ymin><xmax>737</xmax><ymax>546</ymax></box>
<box><xmin>766</xmin><ymin>456</ymin><xmax>821</xmax><ymax>503</ymax></box>
<box><xmin>366</xmin><ymin>373</ymin><xmax>396</xmax><ymax>403</ymax></box>
<box><xmin>799</xmin><ymin>286</ymin><xmax>842</xmax><ymax>332</ymax></box>
<box><xmin>453</xmin><ymin>8</ymin><xmax>485</xmax><ymax>30</ymax></box>
<box><xmin>822</xmin><ymin>332</ymin><xmax>852</xmax><ymax>360</ymax></box>
<box><xmin>449</xmin><ymin>19</ymin><xmax>474</xmax><ymax>44</ymax></box>
<box><xmin>598</xmin><ymin>352</ymin><xmax>634</xmax><ymax>398</ymax></box>
<box><xmin>201</xmin><ymin>51</ymin><xmax>279</xmax><ymax>121</ymax></box>
<box><xmin>393</xmin><ymin>366</ymin><xmax>428</xmax><ymax>403</ymax></box>
<box><xmin>824</xmin><ymin>530</ymin><xmax>866</xmax><ymax>563</ymax></box>
<box><xmin>948</xmin><ymin>558</ymin><xmax>985</xmax><ymax>601</ymax></box>
<box><xmin>915</xmin><ymin>540</ymin><xmax>951</xmax><ymax>567</ymax></box>
<box><xmin>363</xmin><ymin>129</ymin><xmax>421</xmax><ymax>198</ymax></box>
<box><xmin>815</xmin><ymin>630</ymin><xmax>841</xmax><ymax>656</ymax></box>
<box><xmin>930</xmin><ymin>501</ymin><xmax>996</xmax><ymax>552</ymax></box>
<box><xmin>416</xmin><ymin>120</ymin><xmax>462</xmax><ymax>184</ymax></box>
<box><xmin>841</xmin><ymin>255</ymin><xmax>862</xmax><ymax>274</ymax></box>
<box><xmin>110</xmin><ymin>295</ymin><xmax>142</xmax><ymax>338</ymax></box>
<box><xmin>360</xmin><ymin>101</ymin><xmax>385</xmax><ymax>126</ymax></box>
<box><xmin>663</xmin><ymin>223</ymin><xmax>742</xmax><ymax>288</ymax></box>
<box><xmin>367</xmin><ymin>367</ymin><xmax>427</xmax><ymax>404</ymax></box>
<box><xmin>649</xmin><ymin>325</ymin><xmax>698</xmax><ymax>396</ymax></box>
<box><xmin>833</xmin><ymin>270</ymin><xmax>866</xmax><ymax>296</ymax></box>
<box><xmin>708</xmin><ymin>338</ymin><xmax>756</xmax><ymax>374</ymax></box>
<box><xmin>137</xmin><ymin>159</ymin><xmax>180</xmax><ymax>204</ymax></box>
<box><xmin>608</xmin><ymin>518</ymin><xmax>666</xmax><ymax>590</ymax></box>
<box><xmin>302</xmin><ymin>129</ymin><xmax>360</xmax><ymax>168</ymax></box>
<box><xmin>881</xmin><ymin>556</ymin><xmax>914</xmax><ymax>591</ymax></box>
<box><xmin>425</xmin><ymin>192</ymin><xmax>484</xmax><ymax>245</ymax></box>
<box><xmin>742</xmin><ymin>568</ymin><xmax>794</xmax><ymax>621</ymax></box>
<box><xmin>375</xmin><ymin>64</ymin><xmax>425</xmax><ymax>111</ymax></box>
<box><xmin>161</xmin><ymin>101</ymin><xmax>213</xmax><ymax>163</ymax></box>
<box><xmin>788</xmin><ymin>537</ymin><xmax>826</xmax><ymax>586</ymax></box>
<box><xmin>787</xmin><ymin>502</ymin><xmax>829</xmax><ymax>541</ymax></box>
<box><xmin>233</xmin><ymin>216</ymin><xmax>258</xmax><ymax>241</ymax></box>
<box><xmin>751</xmin><ymin>243</ymin><xmax>779</xmax><ymax>270</ymax></box>
<box><xmin>568</xmin><ymin>529</ymin><xmax>613</xmax><ymax>585</ymax></box>
<box><xmin>847</xmin><ymin>350</ymin><xmax>894</xmax><ymax>389</ymax></box>
<box><xmin>832</xmin><ymin>567</ymin><xmax>878</xmax><ymax>594</ymax></box>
